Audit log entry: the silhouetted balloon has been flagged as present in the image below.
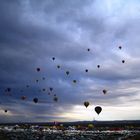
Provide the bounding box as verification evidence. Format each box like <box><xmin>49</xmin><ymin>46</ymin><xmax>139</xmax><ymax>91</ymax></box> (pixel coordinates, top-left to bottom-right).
<box><xmin>21</xmin><ymin>96</ymin><xmax>26</xmax><ymax>100</ymax></box>
<box><xmin>84</xmin><ymin>101</ymin><xmax>89</xmax><ymax>108</ymax></box>
<box><xmin>73</xmin><ymin>80</ymin><xmax>77</xmax><ymax>83</ymax></box>
<box><xmin>66</xmin><ymin>71</ymin><xmax>70</xmax><ymax>75</ymax></box>
<box><xmin>95</xmin><ymin>106</ymin><xmax>102</xmax><ymax>115</ymax></box>
<box><xmin>50</xmin><ymin>87</ymin><xmax>53</xmax><ymax>91</ymax></box>
<box><xmin>57</xmin><ymin>65</ymin><xmax>60</xmax><ymax>69</ymax></box>
<box><xmin>85</xmin><ymin>69</ymin><xmax>88</xmax><ymax>72</ymax></box>
<box><xmin>48</xmin><ymin>92</ymin><xmax>50</xmax><ymax>95</ymax></box>
<box><xmin>36</xmin><ymin>68</ymin><xmax>40</xmax><ymax>72</ymax></box>
<box><xmin>52</xmin><ymin>57</ymin><xmax>55</xmax><ymax>60</ymax></box>
<box><xmin>36</xmin><ymin>80</ymin><xmax>39</xmax><ymax>83</ymax></box>
<box><xmin>42</xmin><ymin>77</ymin><xmax>45</xmax><ymax>80</ymax></box>
<box><xmin>33</xmin><ymin>98</ymin><xmax>38</xmax><ymax>103</ymax></box>
<box><xmin>4</xmin><ymin>110</ymin><xmax>8</xmax><ymax>113</ymax></box>
<box><xmin>97</xmin><ymin>65</ymin><xmax>100</xmax><ymax>68</ymax></box>
<box><xmin>42</xmin><ymin>88</ymin><xmax>46</xmax><ymax>91</ymax></box>
<box><xmin>119</xmin><ymin>46</ymin><xmax>122</xmax><ymax>49</ymax></box>
<box><xmin>87</xmin><ymin>48</ymin><xmax>90</xmax><ymax>51</ymax></box>
<box><xmin>53</xmin><ymin>97</ymin><xmax>58</xmax><ymax>102</ymax></box>
<box><xmin>54</xmin><ymin>94</ymin><xmax>56</xmax><ymax>97</ymax></box>
<box><xmin>122</xmin><ymin>60</ymin><xmax>125</xmax><ymax>63</ymax></box>
<box><xmin>7</xmin><ymin>88</ymin><xmax>11</xmax><ymax>92</ymax></box>
<box><xmin>103</xmin><ymin>89</ymin><xmax>107</xmax><ymax>94</ymax></box>
<box><xmin>26</xmin><ymin>85</ymin><xmax>29</xmax><ymax>88</ymax></box>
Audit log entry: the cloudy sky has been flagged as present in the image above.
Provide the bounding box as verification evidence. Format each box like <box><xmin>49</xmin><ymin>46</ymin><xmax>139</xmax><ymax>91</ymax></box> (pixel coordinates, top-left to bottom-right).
<box><xmin>0</xmin><ymin>0</ymin><xmax>140</xmax><ymax>123</ymax></box>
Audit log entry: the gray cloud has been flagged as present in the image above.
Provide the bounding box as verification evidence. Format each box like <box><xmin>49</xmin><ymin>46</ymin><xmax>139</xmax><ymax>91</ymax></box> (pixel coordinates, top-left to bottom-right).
<box><xmin>0</xmin><ymin>0</ymin><xmax>140</xmax><ymax>122</ymax></box>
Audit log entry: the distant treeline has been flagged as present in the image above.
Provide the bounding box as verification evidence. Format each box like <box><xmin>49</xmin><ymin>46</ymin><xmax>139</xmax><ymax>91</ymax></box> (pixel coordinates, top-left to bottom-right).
<box><xmin>0</xmin><ymin>120</ymin><xmax>140</xmax><ymax>127</ymax></box>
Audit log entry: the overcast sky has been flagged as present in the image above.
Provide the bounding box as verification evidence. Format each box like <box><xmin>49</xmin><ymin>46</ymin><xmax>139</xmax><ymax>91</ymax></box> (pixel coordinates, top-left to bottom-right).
<box><xmin>0</xmin><ymin>0</ymin><xmax>140</xmax><ymax>123</ymax></box>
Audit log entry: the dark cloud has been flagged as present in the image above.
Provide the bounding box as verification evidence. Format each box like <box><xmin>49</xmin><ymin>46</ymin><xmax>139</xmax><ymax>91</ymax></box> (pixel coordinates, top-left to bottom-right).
<box><xmin>0</xmin><ymin>0</ymin><xmax>140</xmax><ymax>122</ymax></box>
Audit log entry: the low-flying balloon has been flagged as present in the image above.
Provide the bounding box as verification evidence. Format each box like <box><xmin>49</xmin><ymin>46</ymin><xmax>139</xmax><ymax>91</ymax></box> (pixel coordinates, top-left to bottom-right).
<box><xmin>95</xmin><ymin>106</ymin><xmax>102</xmax><ymax>115</ymax></box>
<box><xmin>84</xmin><ymin>101</ymin><xmax>89</xmax><ymax>108</ymax></box>
<box><xmin>85</xmin><ymin>69</ymin><xmax>88</xmax><ymax>72</ymax></box>
<box><xmin>73</xmin><ymin>80</ymin><xmax>77</xmax><ymax>83</ymax></box>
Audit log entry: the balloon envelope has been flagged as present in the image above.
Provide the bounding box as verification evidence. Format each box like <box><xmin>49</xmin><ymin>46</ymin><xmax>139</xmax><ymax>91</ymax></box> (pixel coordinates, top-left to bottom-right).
<box><xmin>52</xmin><ymin>57</ymin><xmax>55</xmax><ymax>60</ymax></box>
<box><xmin>103</xmin><ymin>89</ymin><xmax>107</xmax><ymax>94</ymax></box>
<box><xmin>57</xmin><ymin>65</ymin><xmax>60</xmax><ymax>69</ymax></box>
<box><xmin>36</xmin><ymin>68</ymin><xmax>40</xmax><ymax>72</ymax></box>
<box><xmin>119</xmin><ymin>46</ymin><xmax>122</xmax><ymax>49</ymax></box>
<box><xmin>97</xmin><ymin>65</ymin><xmax>100</xmax><ymax>68</ymax></box>
<box><xmin>95</xmin><ymin>106</ymin><xmax>102</xmax><ymax>115</ymax></box>
<box><xmin>21</xmin><ymin>96</ymin><xmax>26</xmax><ymax>100</ymax></box>
<box><xmin>33</xmin><ymin>98</ymin><xmax>38</xmax><ymax>103</ymax></box>
<box><xmin>66</xmin><ymin>71</ymin><xmax>70</xmax><ymax>75</ymax></box>
<box><xmin>53</xmin><ymin>97</ymin><xmax>58</xmax><ymax>102</ymax></box>
<box><xmin>122</xmin><ymin>60</ymin><xmax>125</xmax><ymax>63</ymax></box>
<box><xmin>84</xmin><ymin>101</ymin><xmax>89</xmax><ymax>108</ymax></box>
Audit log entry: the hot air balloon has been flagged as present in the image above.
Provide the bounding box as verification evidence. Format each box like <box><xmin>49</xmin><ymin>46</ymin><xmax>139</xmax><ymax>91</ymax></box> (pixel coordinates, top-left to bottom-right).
<box><xmin>26</xmin><ymin>85</ymin><xmax>29</xmax><ymax>88</ymax></box>
<box><xmin>122</xmin><ymin>60</ymin><xmax>125</xmax><ymax>63</ymax></box>
<box><xmin>36</xmin><ymin>68</ymin><xmax>40</xmax><ymax>72</ymax></box>
<box><xmin>87</xmin><ymin>48</ymin><xmax>90</xmax><ymax>51</ymax></box>
<box><xmin>103</xmin><ymin>89</ymin><xmax>107</xmax><ymax>94</ymax></box>
<box><xmin>33</xmin><ymin>98</ymin><xmax>38</xmax><ymax>103</ymax></box>
<box><xmin>36</xmin><ymin>80</ymin><xmax>39</xmax><ymax>83</ymax></box>
<box><xmin>53</xmin><ymin>97</ymin><xmax>58</xmax><ymax>102</ymax></box>
<box><xmin>50</xmin><ymin>87</ymin><xmax>53</xmax><ymax>91</ymax></box>
<box><xmin>84</xmin><ymin>101</ymin><xmax>89</xmax><ymax>108</ymax></box>
<box><xmin>95</xmin><ymin>106</ymin><xmax>102</xmax><ymax>115</ymax></box>
<box><xmin>119</xmin><ymin>46</ymin><xmax>122</xmax><ymax>49</ymax></box>
<box><xmin>7</xmin><ymin>88</ymin><xmax>11</xmax><ymax>92</ymax></box>
<box><xmin>42</xmin><ymin>77</ymin><xmax>45</xmax><ymax>80</ymax></box>
<box><xmin>66</xmin><ymin>71</ymin><xmax>70</xmax><ymax>75</ymax></box>
<box><xmin>42</xmin><ymin>88</ymin><xmax>46</xmax><ymax>91</ymax></box>
<box><xmin>21</xmin><ymin>96</ymin><xmax>26</xmax><ymax>100</ymax></box>
<box><xmin>85</xmin><ymin>69</ymin><xmax>88</xmax><ymax>72</ymax></box>
<box><xmin>52</xmin><ymin>57</ymin><xmax>55</xmax><ymax>61</ymax></box>
<box><xmin>97</xmin><ymin>65</ymin><xmax>100</xmax><ymax>68</ymax></box>
<box><xmin>73</xmin><ymin>80</ymin><xmax>77</xmax><ymax>83</ymax></box>
<box><xmin>4</xmin><ymin>110</ymin><xmax>8</xmax><ymax>113</ymax></box>
<box><xmin>57</xmin><ymin>65</ymin><xmax>60</xmax><ymax>69</ymax></box>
